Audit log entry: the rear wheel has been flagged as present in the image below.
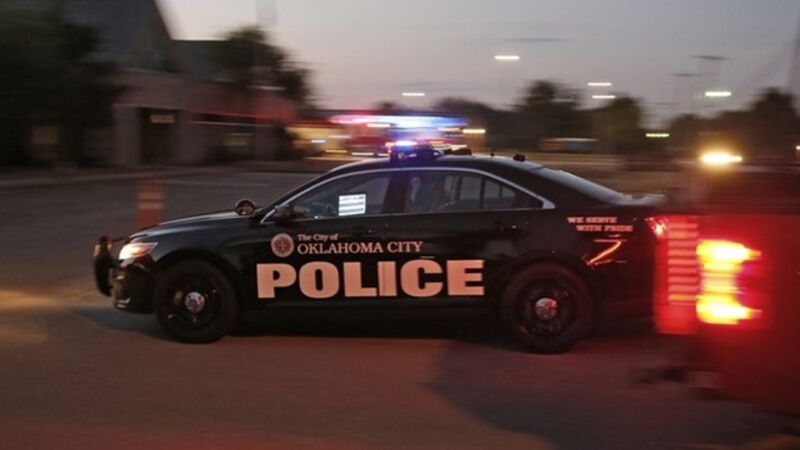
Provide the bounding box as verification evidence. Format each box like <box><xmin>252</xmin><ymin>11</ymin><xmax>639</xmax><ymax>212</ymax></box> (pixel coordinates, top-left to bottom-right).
<box><xmin>153</xmin><ymin>260</ymin><xmax>239</xmax><ymax>343</ymax></box>
<box><xmin>500</xmin><ymin>264</ymin><xmax>593</xmax><ymax>353</ymax></box>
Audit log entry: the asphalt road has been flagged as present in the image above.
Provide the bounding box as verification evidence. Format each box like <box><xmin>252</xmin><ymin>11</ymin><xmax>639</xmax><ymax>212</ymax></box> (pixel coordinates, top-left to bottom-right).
<box><xmin>0</xmin><ymin>172</ymin><xmax>791</xmax><ymax>450</ymax></box>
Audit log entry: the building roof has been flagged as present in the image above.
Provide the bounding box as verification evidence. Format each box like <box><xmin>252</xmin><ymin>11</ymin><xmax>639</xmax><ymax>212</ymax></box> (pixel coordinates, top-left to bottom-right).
<box><xmin>7</xmin><ymin>0</ymin><xmax>174</xmax><ymax>69</ymax></box>
<box><xmin>63</xmin><ymin>0</ymin><xmax>160</xmax><ymax>64</ymax></box>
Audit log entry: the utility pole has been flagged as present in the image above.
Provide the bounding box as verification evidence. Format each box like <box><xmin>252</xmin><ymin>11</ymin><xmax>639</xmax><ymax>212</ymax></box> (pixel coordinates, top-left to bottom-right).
<box><xmin>252</xmin><ymin>0</ymin><xmax>278</xmax><ymax>161</ymax></box>
<box><xmin>789</xmin><ymin>7</ymin><xmax>800</xmax><ymax>100</ymax></box>
<box><xmin>256</xmin><ymin>0</ymin><xmax>278</xmax><ymax>30</ymax></box>
<box><xmin>670</xmin><ymin>73</ymin><xmax>698</xmax><ymax>117</ymax></box>
<box><xmin>692</xmin><ymin>55</ymin><xmax>728</xmax><ymax>115</ymax></box>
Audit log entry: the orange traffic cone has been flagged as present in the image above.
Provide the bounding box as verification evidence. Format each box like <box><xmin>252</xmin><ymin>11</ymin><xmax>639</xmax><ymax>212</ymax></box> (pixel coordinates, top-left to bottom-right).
<box><xmin>137</xmin><ymin>179</ymin><xmax>164</xmax><ymax>229</ymax></box>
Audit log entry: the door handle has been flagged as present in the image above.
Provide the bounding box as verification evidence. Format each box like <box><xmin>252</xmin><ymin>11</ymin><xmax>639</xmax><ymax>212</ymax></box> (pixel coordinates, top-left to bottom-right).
<box><xmin>351</xmin><ymin>225</ymin><xmax>376</xmax><ymax>237</ymax></box>
<box><xmin>494</xmin><ymin>221</ymin><xmax>519</xmax><ymax>235</ymax></box>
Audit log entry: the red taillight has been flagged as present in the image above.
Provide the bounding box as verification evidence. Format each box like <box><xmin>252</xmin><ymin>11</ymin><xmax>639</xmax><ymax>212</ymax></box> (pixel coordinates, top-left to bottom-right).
<box><xmin>696</xmin><ymin>240</ymin><xmax>762</xmax><ymax>325</ymax></box>
<box><xmin>651</xmin><ymin>215</ymin><xmax>701</xmax><ymax>335</ymax></box>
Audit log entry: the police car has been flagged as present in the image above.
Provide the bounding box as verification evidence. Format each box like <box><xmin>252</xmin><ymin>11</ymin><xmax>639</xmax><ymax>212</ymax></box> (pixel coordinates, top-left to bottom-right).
<box><xmin>94</xmin><ymin>146</ymin><xmax>664</xmax><ymax>353</ymax></box>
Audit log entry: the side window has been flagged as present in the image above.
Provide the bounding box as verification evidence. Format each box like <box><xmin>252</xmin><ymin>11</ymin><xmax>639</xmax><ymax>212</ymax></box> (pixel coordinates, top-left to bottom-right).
<box><xmin>291</xmin><ymin>173</ymin><xmax>391</xmax><ymax>219</ymax></box>
<box><xmin>403</xmin><ymin>172</ymin><xmax>543</xmax><ymax>214</ymax></box>
<box><xmin>483</xmin><ymin>179</ymin><xmax>542</xmax><ymax>210</ymax></box>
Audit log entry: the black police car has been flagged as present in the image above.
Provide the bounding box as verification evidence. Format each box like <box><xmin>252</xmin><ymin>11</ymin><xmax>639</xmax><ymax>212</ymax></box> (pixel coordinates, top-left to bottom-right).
<box><xmin>94</xmin><ymin>148</ymin><xmax>663</xmax><ymax>352</ymax></box>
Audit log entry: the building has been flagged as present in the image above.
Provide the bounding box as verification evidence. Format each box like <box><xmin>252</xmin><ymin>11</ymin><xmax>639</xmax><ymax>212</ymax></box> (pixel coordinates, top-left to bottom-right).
<box><xmin>17</xmin><ymin>0</ymin><xmax>298</xmax><ymax>166</ymax></box>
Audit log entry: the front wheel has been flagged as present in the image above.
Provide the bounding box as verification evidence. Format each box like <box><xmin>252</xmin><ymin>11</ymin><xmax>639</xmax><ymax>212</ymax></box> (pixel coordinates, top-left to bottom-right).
<box><xmin>153</xmin><ymin>260</ymin><xmax>239</xmax><ymax>343</ymax></box>
<box><xmin>500</xmin><ymin>264</ymin><xmax>593</xmax><ymax>354</ymax></box>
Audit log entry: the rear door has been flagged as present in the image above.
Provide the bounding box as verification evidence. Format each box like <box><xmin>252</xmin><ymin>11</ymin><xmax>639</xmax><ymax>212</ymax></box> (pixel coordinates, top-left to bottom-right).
<box><xmin>384</xmin><ymin>168</ymin><xmax>554</xmax><ymax>303</ymax></box>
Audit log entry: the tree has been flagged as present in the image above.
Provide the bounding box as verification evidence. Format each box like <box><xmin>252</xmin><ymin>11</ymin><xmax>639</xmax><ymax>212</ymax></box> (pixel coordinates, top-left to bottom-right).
<box><xmin>0</xmin><ymin>5</ymin><xmax>121</xmax><ymax>166</ymax></box>
<box><xmin>746</xmin><ymin>89</ymin><xmax>797</xmax><ymax>161</ymax></box>
<box><xmin>433</xmin><ymin>97</ymin><xmax>521</xmax><ymax>148</ymax></box>
<box><xmin>667</xmin><ymin>114</ymin><xmax>702</xmax><ymax>154</ymax></box>
<box><xmin>591</xmin><ymin>96</ymin><xmax>645</xmax><ymax>153</ymax></box>
<box><xmin>214</xmin><ymin>26</ymin><xmax>313</xmax><ymax>108</ymax></box>
<box><xmin>0</xmin><ymin>7</ymin><xmax>121</xmax><ymax>165</ymax></box>
<box><xmin>373</xmin><ymin>101</ymin><xmax>404</xmax><ymax>113</ymax></box>
<box><xmin>668</xmin><ymin>89</ymin><xmax>799</xmax><ymax>162</ymax></box>
<box><xmin>515</xmin><ymin>81</ymin><xmax>587</xmax><ymax>145</ymax></box>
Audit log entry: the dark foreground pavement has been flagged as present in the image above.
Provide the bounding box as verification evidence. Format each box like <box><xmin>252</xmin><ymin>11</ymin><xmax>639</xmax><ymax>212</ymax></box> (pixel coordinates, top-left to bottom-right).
<box><xmin>0</xmin><ymin>172</ymin><xmax>793</xmax><ymax>449</ymax></box>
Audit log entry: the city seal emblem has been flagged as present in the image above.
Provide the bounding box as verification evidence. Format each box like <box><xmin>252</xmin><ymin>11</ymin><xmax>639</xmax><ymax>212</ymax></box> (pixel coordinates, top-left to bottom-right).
<box><xmin>270</xmin><ymin>233</ymin><xmax>295</xmax><ymax>258</ymax></box>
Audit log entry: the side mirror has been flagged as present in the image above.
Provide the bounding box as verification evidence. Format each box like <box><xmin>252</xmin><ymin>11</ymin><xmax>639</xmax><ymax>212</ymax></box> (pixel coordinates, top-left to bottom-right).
<box><xmin>235</xmin><ymin>199</ymin><xmax>256</xmax><ymax>217</ymax></box>
<box><xmin>271</xmin><ymin>204</ymin><xmax>295</xmax><ymax>223</ymax></box>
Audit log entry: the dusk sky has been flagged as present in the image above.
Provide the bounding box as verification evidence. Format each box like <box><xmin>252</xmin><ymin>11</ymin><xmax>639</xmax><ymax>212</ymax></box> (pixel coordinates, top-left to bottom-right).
<box><xmin>158</xmin><ymin>0</ymin><xmax>800</xmax><ymax>121</ymax></box>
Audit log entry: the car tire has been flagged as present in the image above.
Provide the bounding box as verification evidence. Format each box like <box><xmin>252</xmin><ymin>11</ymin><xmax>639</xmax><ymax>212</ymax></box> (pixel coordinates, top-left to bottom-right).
<box><xmin>500</xmin><ymin>263</ymin><xmax>593</xmax><ymax>354</ymax></box>
<box><xmin>153</xmin><ymin>260</ymin><xmax>239</xmax><ymax>344</ymax></box>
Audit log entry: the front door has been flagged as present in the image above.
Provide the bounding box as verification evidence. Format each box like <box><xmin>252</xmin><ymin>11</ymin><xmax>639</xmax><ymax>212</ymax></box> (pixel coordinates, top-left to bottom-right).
<box><xmin>252</xmin><ymin>171</ymin><xmax>403</xmax><ymax>304</ymax></box>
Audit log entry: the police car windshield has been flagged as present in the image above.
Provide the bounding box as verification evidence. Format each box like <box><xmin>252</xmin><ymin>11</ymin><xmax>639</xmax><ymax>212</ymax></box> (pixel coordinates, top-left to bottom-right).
<box><xmin>536</xmin><ymin>168</ymin><xmax>627</xmax><ymax>203</ymax></box>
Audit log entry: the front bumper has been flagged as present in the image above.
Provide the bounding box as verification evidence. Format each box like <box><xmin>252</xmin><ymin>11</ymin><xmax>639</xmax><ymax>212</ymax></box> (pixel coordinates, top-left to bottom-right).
<box><xmin>93</xmin><ymin>236</ymin><xmax>153</xmax><ymax>314</ymax></box>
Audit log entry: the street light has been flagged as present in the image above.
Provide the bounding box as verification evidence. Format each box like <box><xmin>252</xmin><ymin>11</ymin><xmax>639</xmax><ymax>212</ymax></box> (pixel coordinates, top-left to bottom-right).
<box><xmin>587</xmin><ymin>82</ymin><xmax>613</xmax><ymax>87</ymax></box>
<box><xmin>704</xmin><ymin>90</ymin><xmax>732</xmax><ymax>98</ymax></box>
<box><xmin>700</xmin><ymin>150</ymin><xmax>743</xmax><ymax>167</ymax></box>
<box><xmin>493</xmin><ymin>54</ymin><xmax>521</xmax><ymax>109</ymax></box>
<box><xmin>402</xmin><ymin>92</ymin><xmax>426</xmax><ymax>98</ymax></box>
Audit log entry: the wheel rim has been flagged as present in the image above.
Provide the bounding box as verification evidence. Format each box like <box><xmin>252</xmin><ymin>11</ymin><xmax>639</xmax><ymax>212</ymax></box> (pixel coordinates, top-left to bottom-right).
<box><xmin>516</xmin><ymin>282</ymin><xmax>575</xmax><ymax>338</ymax></box>
<box><xmin>164</xmin><ymin>275</ymin><xmax>221</xmax><ymax>329</ymax></box>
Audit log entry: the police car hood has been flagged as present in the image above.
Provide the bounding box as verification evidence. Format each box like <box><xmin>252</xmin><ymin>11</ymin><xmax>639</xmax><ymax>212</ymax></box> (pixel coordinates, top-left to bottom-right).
<box><xmin>137</xmin><ymin>211</ymin><xmax>246</xmax><ymax>236</ymax></box>
<box><xmin>160</xmin><ymin>211</ymin><xmax>243</xmax><ymax>226</ymax></box>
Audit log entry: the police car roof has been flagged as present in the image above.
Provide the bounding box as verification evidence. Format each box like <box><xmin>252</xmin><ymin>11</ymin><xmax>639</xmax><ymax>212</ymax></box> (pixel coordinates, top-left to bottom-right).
<box><xmin>330</xmin><ymin>154</ymin><xmax>544</xmax><ymax>175</ymax></box>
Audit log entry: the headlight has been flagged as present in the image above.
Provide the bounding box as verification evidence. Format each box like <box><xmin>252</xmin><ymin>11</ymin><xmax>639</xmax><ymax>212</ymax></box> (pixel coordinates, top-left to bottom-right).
<box><xmin>118</xmin><ymin>242</ymin><xmax>157</xmax><ymax>260</ymax></box>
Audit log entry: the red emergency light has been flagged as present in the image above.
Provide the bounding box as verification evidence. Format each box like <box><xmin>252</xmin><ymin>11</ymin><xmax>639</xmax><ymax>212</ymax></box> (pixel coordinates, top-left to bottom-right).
<box><xmin>696</xmin><ymin>240</ymin><xmax>762</xmax><ymax>325</ymax></box>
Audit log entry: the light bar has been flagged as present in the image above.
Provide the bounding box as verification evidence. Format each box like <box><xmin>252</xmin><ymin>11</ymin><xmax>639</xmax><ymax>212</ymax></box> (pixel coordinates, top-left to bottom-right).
<box><xmin>462</xmin><ymin>128</ymin><xmax>486</xmax><ymax>135</ymax></box>
<box><xmin>592</xmin><ymin>94</ymin><xmax>616</xmax><ymax>100</ymax></box>
<box><xmin>402</xmin><ymin>92</ymin><xmax>426</xmax><ymax>97</ymax></box>
<box><xmin>391</xmin><ymin>140</ymin><xmax>417</xmax><ymax>147</ymax></box>
<box><xmin>587</xmin><ymin>82</ymin><xmax>613</xmax><ymax>87</ymax></box>
<box><xmin>646</xmin><ymin>132</ymin><xmax>670</xmax><ymax>139</ymax></box>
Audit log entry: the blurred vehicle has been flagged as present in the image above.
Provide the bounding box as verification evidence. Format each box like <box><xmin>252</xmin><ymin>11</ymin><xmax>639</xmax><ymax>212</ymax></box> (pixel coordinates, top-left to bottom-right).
<box><xmin>539</xmin><ymin>138</ymin><xmax>599</xmax><ymax>153</ymax></box>
<box><xmin>288</xmin><ymin>121</ymin><xmax>345</xmax><ymax>157</ymax></box>
<box><xmin>94</xmin><ymin>147</ymin><xmax>666</xmax><ymax>353</ymax></box>
<box><xmin>698</xmin><ymin>149</ymin><xmax>744</xmax><ymax>167</ymax></box>
<box><xmin>650</xmin><ymin>164</ymin><xmax>800</xmax><ymax>413</ymax></box>
<box><xmin>330</xmin><ymin>114</ymin><xmax>468</xmax><ymax>157</ymax></box>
